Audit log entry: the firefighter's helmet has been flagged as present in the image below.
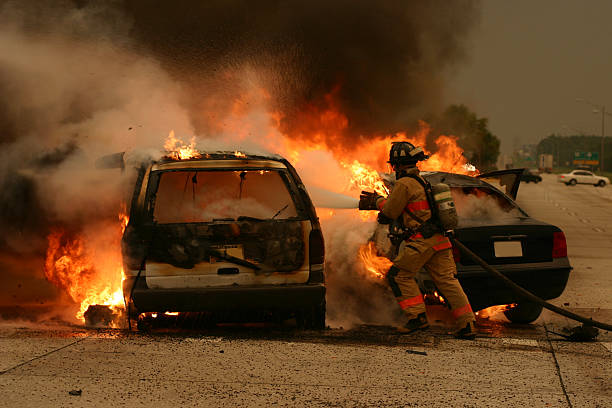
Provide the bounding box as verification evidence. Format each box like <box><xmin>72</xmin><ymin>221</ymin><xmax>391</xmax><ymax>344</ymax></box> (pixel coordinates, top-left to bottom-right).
<box><xmin>388</xmin><ymin>141</ymin><xmax>428</xmax><ymax>166</ymax></box>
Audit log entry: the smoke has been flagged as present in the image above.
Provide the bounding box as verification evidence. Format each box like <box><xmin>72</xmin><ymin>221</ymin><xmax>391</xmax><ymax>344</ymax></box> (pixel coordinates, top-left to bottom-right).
<box><xmin>0</xmin><ymin>0</ymin><xmax>193</xmax><ymax>316</ymax></box>
<box><xmin>0</xmin><ymin>0</ymin><xmax>481</xmax><ymax>323</ymax></box>
<box><xmin>453</xmin><ymin>188</ymin><xmax>523</xmax><ymax>226</ymax></box>
<box><xmin>308</xmin><ymin>186</ymin><xmax>358</xmax><ymax>209</ymax></box>
<box><xmin>320</xmin><ymin>212</ymin><xmax>401</xmax><ymax>328</ymax></box>
<box><xmin>123</xmin><ymin>0</ymin><xmax>481</xmax><ymax>144</ymax></box>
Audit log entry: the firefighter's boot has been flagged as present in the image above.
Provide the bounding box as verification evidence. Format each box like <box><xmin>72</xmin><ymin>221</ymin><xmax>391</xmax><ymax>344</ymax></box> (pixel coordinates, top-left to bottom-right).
<box><xmin>454</xmin><ymin>321</ymin><xmax>476</xmax><ymax>340</ymax></box>
<box><xmin>397</xmin><ymin>313</ymin><xmax>429</xmax><ymax>334</ymax></box>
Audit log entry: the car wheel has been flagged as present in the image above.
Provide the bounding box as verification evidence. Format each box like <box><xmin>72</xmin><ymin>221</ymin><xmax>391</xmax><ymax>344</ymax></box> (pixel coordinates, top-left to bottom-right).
<box><xmin>136</xmin><ymin>314</ymin><xmax>153</xmax><ymax>332</ymax></box>
<box><xmin>568</xmin><ymin>179</ymin><xmax>577</xmax><ymax>186</ymax></box>
<box><xmin>597</xmin><ymin>180</ymin><xmax>606</xmax><ymax>187</ymax></box>
<box><xmin>297</xmin><ymin>302</ymin><xmax>326</xmax><ymax>329</ymax></box>
<box><xmin>503</xmin><ymin>302</ymin><xmax>543</xmax><ymax>324</ymax></box>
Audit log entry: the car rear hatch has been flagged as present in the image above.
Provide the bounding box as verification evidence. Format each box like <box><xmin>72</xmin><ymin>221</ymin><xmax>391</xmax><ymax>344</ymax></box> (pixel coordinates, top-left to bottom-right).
<box><xmin>124</xmin><ymin>159</ymin><xmax>313</xmax><ymax>289</ymax></box>
<box><xmin>144</xmin><ymin>218</ymin><xmax>311</xmax><ymax>288</ymax></box>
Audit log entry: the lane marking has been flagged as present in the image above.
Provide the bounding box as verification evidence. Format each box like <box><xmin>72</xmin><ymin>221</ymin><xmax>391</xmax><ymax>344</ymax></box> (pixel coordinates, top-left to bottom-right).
<box><xmin>502</xmin><ymin>338</ymin><xmax>539</xmax><ymax>347</ymax></box>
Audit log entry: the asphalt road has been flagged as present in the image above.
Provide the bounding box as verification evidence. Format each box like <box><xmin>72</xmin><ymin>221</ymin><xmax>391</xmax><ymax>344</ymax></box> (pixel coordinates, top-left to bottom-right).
<box><xmin>0</xmin><ymin>174</ymin><xmax>610</xmax><ymax>407</ymax></box>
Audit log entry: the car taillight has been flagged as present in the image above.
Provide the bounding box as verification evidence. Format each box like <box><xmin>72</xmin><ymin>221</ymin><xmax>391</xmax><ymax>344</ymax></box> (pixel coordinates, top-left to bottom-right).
<box><xmin>552</xmin><ymin>231</ymin><xmax>567</xmax><ymax>258</ymax></box>
<box><xmin>308</xmin><ymin>228</ymin><xmax>325</xmax><ymax>283</ymax></box>
<box><xmin>452</xmin><ymin>245</ymin><xmax>461</xmax><ymax>263</ymax></box>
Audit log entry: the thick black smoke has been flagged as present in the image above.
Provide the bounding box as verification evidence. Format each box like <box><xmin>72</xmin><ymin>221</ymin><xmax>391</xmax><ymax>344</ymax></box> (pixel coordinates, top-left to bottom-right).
<box><xmin>124</xmin><ymin>0</ymin><xmax>480</xmax><ymax>140</ymax></box>
<box><xmin>0</xmin><ymin>0</ymin><xmax>479</xmax><ymax>320</ymax></box>
<box><xmin>0</xmin><ymin>0</ymin><xmax>480</xmax><ymax>147</ymax></box>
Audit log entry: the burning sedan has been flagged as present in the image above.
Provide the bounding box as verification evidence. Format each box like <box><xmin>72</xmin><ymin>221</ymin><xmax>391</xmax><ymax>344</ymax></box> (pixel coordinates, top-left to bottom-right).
<box><xmin>121</xmin><ymin>152</ymin><xmax>326</xmax><ymax>329</ymax></box>
<box><xmin>369</xmin><ymin>169</ymin><xmax>572</xmax><ymax>324</ymax></box>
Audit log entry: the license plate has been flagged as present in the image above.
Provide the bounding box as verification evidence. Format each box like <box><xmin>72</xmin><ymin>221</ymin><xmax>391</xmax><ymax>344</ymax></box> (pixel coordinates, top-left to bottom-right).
<box><xmin>494</xmin><ymin>241</ymin><xmax>523</xmax><ymax>257</ymax></box>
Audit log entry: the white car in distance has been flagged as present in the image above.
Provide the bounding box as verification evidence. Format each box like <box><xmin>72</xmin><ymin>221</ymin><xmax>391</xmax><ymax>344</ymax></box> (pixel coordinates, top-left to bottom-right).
<box><xmin>558</xmin><ymin>170</ymin><xmax>610</xmax><ymax>187</ymax></box>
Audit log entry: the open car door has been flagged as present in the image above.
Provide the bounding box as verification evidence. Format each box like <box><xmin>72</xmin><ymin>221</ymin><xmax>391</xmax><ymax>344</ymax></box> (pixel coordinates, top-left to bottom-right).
<box><xmin>476</xmin><ymin>168</ymin><xmax>524</xmax><ymax>200</ymax></box>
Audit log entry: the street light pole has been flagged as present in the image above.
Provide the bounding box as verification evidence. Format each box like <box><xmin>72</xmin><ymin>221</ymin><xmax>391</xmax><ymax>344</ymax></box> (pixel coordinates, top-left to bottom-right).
<box><xmin>575</xmin><ymin>98</ymin><xmax>610</xmax><ymax>172</ymax></box>
<box><xmin>601</xmin><ymin>106</ymin><xmax>605</xmax><ymax>172</ymax></box>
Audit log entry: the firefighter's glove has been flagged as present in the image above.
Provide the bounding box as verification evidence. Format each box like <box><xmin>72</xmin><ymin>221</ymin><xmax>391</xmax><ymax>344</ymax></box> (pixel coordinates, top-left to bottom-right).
<box><xmin>359</xmin><ymin>191</ymin><xmax>382</xmax><ymax>211</ymax></box>
<box><xmin>377</xmin><ymin>212</ymin><xmax>392</xmax><ymax>224</ymax></box>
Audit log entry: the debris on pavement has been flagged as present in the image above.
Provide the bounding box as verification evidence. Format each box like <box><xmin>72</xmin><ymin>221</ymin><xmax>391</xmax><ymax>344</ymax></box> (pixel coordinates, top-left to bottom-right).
<box><xmin>405</xmin><ymin>349</ymin><xmax>427</xmax><ymax>356</ymax></box>
<box><xmin>84</xmin><ymin>304</ymin><xmax>123</xmax><ymax>327</ymax></box>
<box><xmin>547</xmin><ymin>324</ymin><xmax>599</xmax><ymax>342</ymax></box>
<box><xmin>68</xmin><ymin>389</ymin><xmax>82</xmax><ymax>396</ymax></box>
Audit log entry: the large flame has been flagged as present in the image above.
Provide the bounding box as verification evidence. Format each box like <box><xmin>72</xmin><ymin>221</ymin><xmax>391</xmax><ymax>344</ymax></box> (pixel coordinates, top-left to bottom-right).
<box><xmin>42</xmin><ymin>84</ymin><xmax>479</xmax><ymax>323</ymax></box>
<box><xmin>44</xmin><ymin>210</ymin><xmax>128</xmax><ymax>321</ymax></box>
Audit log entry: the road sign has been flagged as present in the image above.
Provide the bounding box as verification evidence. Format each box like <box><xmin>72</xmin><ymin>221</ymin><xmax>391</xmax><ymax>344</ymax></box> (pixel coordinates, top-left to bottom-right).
<box><xmin>573</xmin><ymin>151</ymin><xmax>599</xmax><ymax>165</ymax></box>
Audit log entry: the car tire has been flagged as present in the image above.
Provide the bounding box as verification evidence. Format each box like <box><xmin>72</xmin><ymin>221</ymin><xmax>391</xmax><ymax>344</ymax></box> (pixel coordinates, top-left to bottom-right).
<box><xmin>136</xmin><ymin>315</ymin><xmax>153</xmax><ymax>332</ymax></box>
<box><xmin>503</xmin><ymin>302</ymin><xmax>543</xmax><ymax>324</ymax></box>
<box><xmin>597</xmin><ymin>180</ymin><xmax>606</xmax><ymax>187</ymax></box>
<box><xmin>568</xmin><ymin>179</ymin><xmax>577</xmax><ymax>186</ymax></box>
<box><xmin>297</xmin><ymin>302</ymin><xmax>326</xmax><ymax>330</ymax></box>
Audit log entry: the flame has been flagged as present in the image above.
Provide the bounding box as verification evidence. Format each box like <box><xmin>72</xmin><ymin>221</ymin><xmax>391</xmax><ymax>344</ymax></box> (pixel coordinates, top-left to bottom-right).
<box><xmin>342</xmin><ymin>160</ymin><xmax>389</xmax><ymax>196</ymax></box>
<box><xmin>476</xmin><ymin>304</ymin><xmax>516</xmax><ymax>319</ymax></box>
<box><xmin>164</xmin><ymin>130</ymin><xmax>202</xmax><ymax>160</ymax></box>
<box><xmin>41</xmin><ymin>84</ymin><xmax>481</xmax><ymax>326</ymax></box>
<box><xmin>44</xmin><ymin>209</ymin><xmax>128</xmax><ymax>322</ymax></box>
<box><xmin>425</xmin><ymin>291</ymin><xmax>446</xmax><ymax>305</ymax></box>
<box><xmin>358</xmin><ymin>242</ymin><xmax>392</xmax><ymax>279</ymax></box>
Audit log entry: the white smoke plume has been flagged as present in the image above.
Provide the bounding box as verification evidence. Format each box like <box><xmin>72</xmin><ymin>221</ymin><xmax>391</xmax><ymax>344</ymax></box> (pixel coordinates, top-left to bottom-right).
<box><xmin>0</xmin><ymin>2</ymin><xmax>193</xmax><ymax>316</ymax></box>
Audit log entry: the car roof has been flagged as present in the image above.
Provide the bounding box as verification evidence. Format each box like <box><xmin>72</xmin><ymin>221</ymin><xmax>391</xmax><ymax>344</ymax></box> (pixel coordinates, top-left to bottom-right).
<box><xmin>421</xmin><ymin>171</ymin><xmax>494</xmax><ymax>188</ymax></box>
<box><xmin>151</xmin><ymin>152</ymin><xmax>288</xmax><ymax>171</ymax></box>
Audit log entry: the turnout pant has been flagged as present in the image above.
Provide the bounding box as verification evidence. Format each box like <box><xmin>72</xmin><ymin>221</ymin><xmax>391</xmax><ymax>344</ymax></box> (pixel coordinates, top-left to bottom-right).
<box><xmin>387</xmin><ymin>234</ymin><xmax>475</xmax><ymax>328</ymax></box>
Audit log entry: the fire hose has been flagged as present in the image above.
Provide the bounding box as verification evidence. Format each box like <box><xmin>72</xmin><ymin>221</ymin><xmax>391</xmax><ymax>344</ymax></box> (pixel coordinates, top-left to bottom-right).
<box><xmin>450</xmin><ymin>237</ymin><xmax>612</xmax><ymax>332</ymax></box>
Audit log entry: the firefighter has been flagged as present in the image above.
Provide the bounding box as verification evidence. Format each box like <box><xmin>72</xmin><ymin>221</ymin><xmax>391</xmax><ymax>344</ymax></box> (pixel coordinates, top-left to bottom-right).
<box><xmin>360</xmin><ymin>142</ymin><xmax>476</xmax><ymax>339</ymax></box>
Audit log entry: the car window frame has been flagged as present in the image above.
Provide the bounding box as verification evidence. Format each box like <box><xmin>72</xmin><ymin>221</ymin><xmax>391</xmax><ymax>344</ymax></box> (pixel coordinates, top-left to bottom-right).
<box><xmin>450</xmin><ymin>184</ymin><xmax>529</xmax><ymax>219</ymax></box>
<box><xmin>422</xmin><ymin>172</ymin><xmax>529</xmax><ymax>218</ymax></box>
<box><xmin>145</xmin><ymin>167</ymin><xmax>310</xmax><ymax>224</ymax></box>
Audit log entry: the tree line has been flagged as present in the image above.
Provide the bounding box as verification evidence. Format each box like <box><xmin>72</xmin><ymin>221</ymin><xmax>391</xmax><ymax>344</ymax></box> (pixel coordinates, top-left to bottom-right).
<box><xmin>428</xmin><ymin>104</ymin><xmax>500</xmax><ymax>171</ymax></box>
<box><xmin>537</xmin><ymin>134</ymin><xmax>612</xmax><ymax>171</ymax></box>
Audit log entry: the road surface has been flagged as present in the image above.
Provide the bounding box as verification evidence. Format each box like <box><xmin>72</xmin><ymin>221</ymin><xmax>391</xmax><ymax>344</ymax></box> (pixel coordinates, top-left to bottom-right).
<box><xmin>0</xmin><ymin>174</ymin><xmax>610</xmax><ymax>407</ymax></box>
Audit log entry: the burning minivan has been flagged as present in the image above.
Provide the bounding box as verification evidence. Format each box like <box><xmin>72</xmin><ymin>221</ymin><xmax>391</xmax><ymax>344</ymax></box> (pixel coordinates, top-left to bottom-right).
<box><xmin>120</xmin><ymin>152</ymin><xmax>326</xmax><ymax>329</ymax></box>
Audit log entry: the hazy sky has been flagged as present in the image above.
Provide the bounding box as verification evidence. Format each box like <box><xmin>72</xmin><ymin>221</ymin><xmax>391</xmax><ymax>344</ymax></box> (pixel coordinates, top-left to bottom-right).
<box><xmin>449</xmin><ymin>0</ymin><xmax>612</xmax><ymax>153</ymax></box>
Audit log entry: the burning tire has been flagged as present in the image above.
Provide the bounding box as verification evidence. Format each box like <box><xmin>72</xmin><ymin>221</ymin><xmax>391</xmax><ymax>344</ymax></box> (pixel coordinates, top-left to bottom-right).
<box><xmin>503</xmin><ymin>302</ymin><xmax>543</xmax><ymax>324</ymax></box>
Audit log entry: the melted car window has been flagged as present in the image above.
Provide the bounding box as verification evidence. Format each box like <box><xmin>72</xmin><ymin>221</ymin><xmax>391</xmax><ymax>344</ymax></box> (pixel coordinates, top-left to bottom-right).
<box><xmin>153</xmin><ymin>170</ymin><xmax>298</xmax><ymax>223</ymax></box>
<box><xmin>451</xmin><ymin>187</ymin><xmax>522</xmax><ymax>223</ymax></box>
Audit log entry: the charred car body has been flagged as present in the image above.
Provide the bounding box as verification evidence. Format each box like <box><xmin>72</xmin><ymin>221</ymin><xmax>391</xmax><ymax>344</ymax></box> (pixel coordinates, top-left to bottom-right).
<box><xmin>373</xmin><ymin>169</ymin><xmax>571</xmax><ymax>323</ymax></box>
<box><xmin>121</xmin><ymin>153</ymin><xmax>325</xmax><ymax>328</ymax></box>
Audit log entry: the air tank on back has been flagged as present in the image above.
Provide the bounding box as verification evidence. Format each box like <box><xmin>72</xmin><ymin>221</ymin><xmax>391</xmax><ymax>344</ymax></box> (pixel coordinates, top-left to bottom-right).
<box><xmin>431</xmin><ymin>183</ymin><xmax>458</xmax><ymax>230</ymax></box>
